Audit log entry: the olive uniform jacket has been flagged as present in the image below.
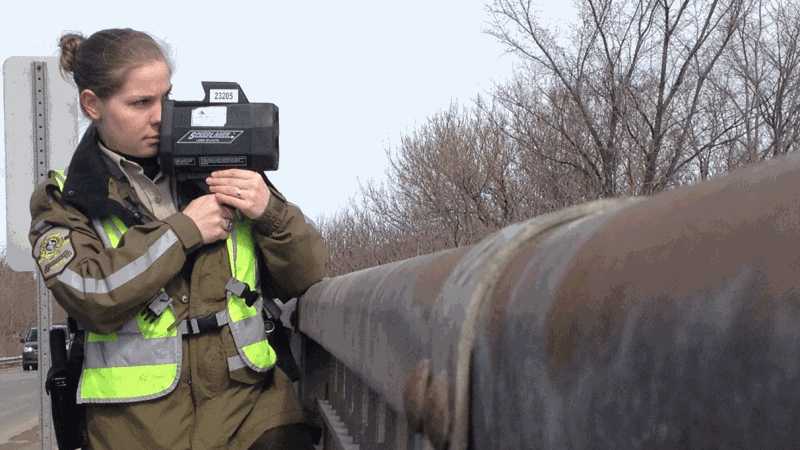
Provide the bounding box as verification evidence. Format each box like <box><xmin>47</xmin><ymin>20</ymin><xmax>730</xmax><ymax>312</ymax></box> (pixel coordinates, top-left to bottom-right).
<box><xmin>28</xmin><ymin>126</ymin><xmax>329</xmax><ymax>449</ymax></box>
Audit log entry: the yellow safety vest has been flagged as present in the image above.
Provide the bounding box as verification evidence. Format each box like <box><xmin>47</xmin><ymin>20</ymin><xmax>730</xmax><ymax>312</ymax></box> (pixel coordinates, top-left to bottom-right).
<box><xmin>50</xmin><ymin>170</ymin><xmax>276</xmax><ymax>404</ymax></box>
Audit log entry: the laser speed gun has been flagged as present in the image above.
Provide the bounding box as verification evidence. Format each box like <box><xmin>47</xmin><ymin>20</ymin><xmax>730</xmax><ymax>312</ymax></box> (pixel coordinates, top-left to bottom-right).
<box><xmin>160</xmin><ymin>81</ymin><xmax>279</xmax><ymax>188</ymax></box>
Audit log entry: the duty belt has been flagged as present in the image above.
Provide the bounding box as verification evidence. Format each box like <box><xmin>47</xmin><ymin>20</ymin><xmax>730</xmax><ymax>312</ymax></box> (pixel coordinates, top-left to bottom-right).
<box><xmin>66</xmin><ymin>310</ymin><xmax>227</xmax><ymax>336</ymax></box>
<box><xmin>69</xmin><ymin>281</ymin><xmax>282</xmax><ymax>337</ymax></box>
<box><xmin>177</xmin><ymin>279</ymin><xmax>283</xmax><ymax>336</ymax></box>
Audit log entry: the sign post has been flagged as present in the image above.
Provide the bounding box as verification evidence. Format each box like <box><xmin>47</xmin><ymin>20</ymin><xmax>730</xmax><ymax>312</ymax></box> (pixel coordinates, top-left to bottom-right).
<box><xmin>4</xmin><ymin>56</ymin><xmax>80</xmax><ymax>449</ymax></box>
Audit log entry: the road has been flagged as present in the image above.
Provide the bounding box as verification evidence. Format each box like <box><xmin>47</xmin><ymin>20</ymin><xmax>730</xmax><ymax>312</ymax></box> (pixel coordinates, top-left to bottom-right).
<box><xmin>0</xmin><ymin>365</ymin><xmax>40</xmax><ymax>449</ymax></box>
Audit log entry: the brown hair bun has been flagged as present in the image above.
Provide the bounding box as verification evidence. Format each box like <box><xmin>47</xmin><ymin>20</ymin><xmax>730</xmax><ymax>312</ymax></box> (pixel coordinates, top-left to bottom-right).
<box><xmin>55</xmin><ymin>28</ymin><xmax>171</xmax><ymax>114</ymax></box>
<box><xmin>58</xmin><ymin>32</ymin><xmax>85</xmax><ymax>76</ymax></box>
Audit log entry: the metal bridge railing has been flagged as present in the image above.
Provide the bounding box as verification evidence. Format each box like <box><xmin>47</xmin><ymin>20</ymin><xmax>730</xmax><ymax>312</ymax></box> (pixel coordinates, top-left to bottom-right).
<box><xmin>291</xmin><ymin>332</ymin><xmax>435</xmax><ymax>450</ymax></box>
<box><xmin>291</xmin><ymin>153</ymin><xmax>800</xmax><ymax>449</ymax></box>
<box><xmin>292</xmin><ymin>199</ymin><xmax>632</xmax><ymax>450</ymax></box>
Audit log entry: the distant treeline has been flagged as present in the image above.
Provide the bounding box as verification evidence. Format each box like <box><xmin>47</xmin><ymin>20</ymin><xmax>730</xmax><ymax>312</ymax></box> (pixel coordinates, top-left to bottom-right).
<box><xmin>0</xmin><ymin>255</ymin><xmax>67</xmax><ymax>357</ymax></box>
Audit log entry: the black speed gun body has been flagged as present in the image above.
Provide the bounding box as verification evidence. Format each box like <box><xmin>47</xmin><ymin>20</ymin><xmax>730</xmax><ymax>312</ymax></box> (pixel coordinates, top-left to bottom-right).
<box><xmin>160</xmin><ymin>82</ymin><xmax>279</xmax><ymax>198</ymax></box>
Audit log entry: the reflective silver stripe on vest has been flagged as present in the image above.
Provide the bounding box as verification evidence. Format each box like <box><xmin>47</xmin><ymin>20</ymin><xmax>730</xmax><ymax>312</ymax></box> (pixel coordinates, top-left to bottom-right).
<box><xmin>227</xmin><ymin>297</ymin><xmax>269</xmax><ymax>349</ymax></box>
<box><xmin>92</xmin><ymin>219</ymin><xmax>113</xmax><ymax>249</ymax></box>
<box><xmin>78</xmin><ymin>310</ymin><xmax>183</xmax><ymax>404</ymax></box>
<box><xmin>51</xmin><ymin>170</ymin><xmax>66</xmax><ymax>186</ymax></box>
<box><xmin>56</xmin><ymin>230</ymin><xmax>180</xmax><ymax>294</ymax></box>
<box><xmin>83</xmin><ymin>318</ymin><xmax>178</xmax><ymax>368</ymax></box>
<box><xmin>106</xmin><ymin>218</ymin><xmax>124</xmax><ymax>241</ymax></box>
<box><xmin>227</xmin><ymin>354</ymin><xmax>248</xmax><ymax>372</ymax></box>
<box><xmin>230</xmin><ymin>224</ymin><xmax>239</xmax><ymax>264</ymax></box>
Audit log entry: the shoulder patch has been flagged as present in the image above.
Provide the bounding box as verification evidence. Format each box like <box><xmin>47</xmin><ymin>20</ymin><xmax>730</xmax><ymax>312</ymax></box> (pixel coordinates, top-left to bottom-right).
<box><xmin>33</xmin><ymin>227</ymin><xmax>75</xmax><ymax>278</ymax></box>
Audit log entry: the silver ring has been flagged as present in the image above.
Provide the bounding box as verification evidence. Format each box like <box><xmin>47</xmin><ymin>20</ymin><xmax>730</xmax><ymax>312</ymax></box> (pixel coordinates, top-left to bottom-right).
<box><xmin>223</xmin><ymin>219</ymin><xmax>232</xmax><ymax>231</ymax></box>
<box><xmin>236</xmin><ymin>189</ymin><xmax>242</xmax><ymax>198</ymax></box>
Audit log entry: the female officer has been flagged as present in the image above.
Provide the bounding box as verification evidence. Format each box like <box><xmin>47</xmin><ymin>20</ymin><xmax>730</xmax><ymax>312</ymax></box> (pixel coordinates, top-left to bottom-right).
<box><xmin>28</xmin><ymin>28</ymin><xmax>328</xmax><ymax>449</ymax></box>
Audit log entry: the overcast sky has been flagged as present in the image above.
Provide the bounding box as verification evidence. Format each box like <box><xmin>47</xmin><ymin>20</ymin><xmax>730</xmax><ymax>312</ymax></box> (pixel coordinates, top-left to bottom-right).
<box><xmin>2</xmin><ymin>0</ymin><xmax>576</xmax><ymax>261</ymax></box>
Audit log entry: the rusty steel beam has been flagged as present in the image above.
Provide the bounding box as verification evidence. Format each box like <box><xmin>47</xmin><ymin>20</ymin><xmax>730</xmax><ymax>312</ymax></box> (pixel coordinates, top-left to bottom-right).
<box><xmin>299</xmin><ymin>153</ymin><xmax>800</xmax><ymax>449</ymax></box>
<box><xmin>298</xmin><ymin>243</ymin><xmax>472</xmax><ymax>418</ymax></box>
<box><xmin>468</xmin><ymin>154</ymin><xmax>800</xmax><ymax>449</ymax></box>
<box><xmin>298</xmin><ymin>197</ymin><xmax>637</xmax><ymax>448</ymax></box>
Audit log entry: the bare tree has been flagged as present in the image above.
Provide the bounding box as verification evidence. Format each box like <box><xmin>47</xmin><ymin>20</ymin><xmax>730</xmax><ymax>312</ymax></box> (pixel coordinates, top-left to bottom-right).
<box><xmin>721</xmin><ymin>0</ymin><xmax>800</xmax><ymax>163</ymax></box>
<box><xmin>374</xmin><ymin>102</ymin><xmax>532</xmax><ymax>245</ymax></box>
<box><xmin>320</xmin><ymin>0</ymin><xmax>800</xmax><ymax>276</ymax></box>
<box><xmin>322</xmin><ymin>101</ymin><xmax>543</xmax><ymax>275</ymax></box>
<box><xmin>486</xmin><ymin>0</ymin><xmax>744</xmax><ymax>195</ymax></box>
<box><xmin>0</xmin><ymin>259</ymin><xmax>67</xmax><ymax>357</ymax></box>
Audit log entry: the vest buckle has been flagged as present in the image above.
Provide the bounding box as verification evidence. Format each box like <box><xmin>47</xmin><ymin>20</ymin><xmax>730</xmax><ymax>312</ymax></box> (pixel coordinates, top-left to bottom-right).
<box><xmin>226</xmin><ymin>278</ymin><xmax>282</xmax><ymax>319</ymax></box>
<box><xmin>178</xmin><ymin>311</ymin><xmax>226</xmax><ymax>336</ymax></box>
<box><xmin>225</xmin><ymin>278</ymin><xmax>260</xmax><ymax>307</ymax></box>
<box><xmin>141</xmin><ymin>291</ymin><xmax>173</xmax><ymax>323</ymax></box>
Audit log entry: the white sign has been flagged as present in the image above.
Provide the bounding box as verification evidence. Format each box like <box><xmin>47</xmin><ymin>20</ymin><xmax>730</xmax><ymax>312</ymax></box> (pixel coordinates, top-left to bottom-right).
<box><xmin>191</xmin><ymin>106</ymin><xmax>227</xmax><ymax>127</ymax></box>
<box><xmin>4</xmin><ymin>57</ymin><xmax>80</xmax><ymax>271</ymax></box>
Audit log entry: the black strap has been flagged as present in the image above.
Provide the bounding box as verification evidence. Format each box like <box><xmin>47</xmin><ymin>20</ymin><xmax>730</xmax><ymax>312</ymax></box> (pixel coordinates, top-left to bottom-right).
<box><xmin>122</xmin><ymin>197</ymin><xmax>151</xmax><ymax>225</ymax></box>
<box><xmin>67</xmin><ymin>317</ymin><xmax>82</xmax><ymax>334</ymax></box>
<box><xmin>183</xmin><ymin>312</ymin><xmax>224</xmax><ymax>336</ymax></box>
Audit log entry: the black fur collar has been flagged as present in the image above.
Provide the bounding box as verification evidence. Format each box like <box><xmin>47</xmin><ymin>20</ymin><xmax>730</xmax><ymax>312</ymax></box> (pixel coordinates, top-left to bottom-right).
<box><xmin>60</xmin><ymin>125</ymin><xmax>140</xmax><ymax>227</ymax></box>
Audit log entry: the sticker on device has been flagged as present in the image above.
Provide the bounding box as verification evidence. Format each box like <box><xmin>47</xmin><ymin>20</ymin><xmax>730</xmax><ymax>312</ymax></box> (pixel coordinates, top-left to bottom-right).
<box><xmin>210</xmin><ymin>89</ymin><xmax>238</xmax><ymax>103</ymax></box>
<box><xmin>178</xmin><ymin>130</ymin><xmax>244</xmax><ymax>144</ymax></box>
<box><xmin>191</xmin><ymin>106</ymin><xmax>227</xmax><ymax>127</ymax></box>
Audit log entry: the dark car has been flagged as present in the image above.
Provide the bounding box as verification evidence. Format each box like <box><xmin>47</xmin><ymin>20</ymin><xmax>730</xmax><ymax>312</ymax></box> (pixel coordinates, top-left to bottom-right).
<box><xmin>20</xmin><ymin>325</ymin><xmax>72</xmax><ymax>371</ymax></box>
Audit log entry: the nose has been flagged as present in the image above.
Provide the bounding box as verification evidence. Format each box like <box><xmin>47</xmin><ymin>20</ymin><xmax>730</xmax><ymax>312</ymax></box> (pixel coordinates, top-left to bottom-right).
<box><xmin>153</xmin><ymin>100</ymin><xmax>162</xmax><ymax>127</ymax></box>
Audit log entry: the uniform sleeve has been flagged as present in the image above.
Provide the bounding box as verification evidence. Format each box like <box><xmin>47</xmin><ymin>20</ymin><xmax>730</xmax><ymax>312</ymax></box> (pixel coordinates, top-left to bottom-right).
<box><xmin>28</xmin><ymin>179</ymin><xmax>204</xmax><ymax>334</ymax></box>
<box><xmin>251</xmin><ymin>185</ymin><xmax>329</xmax><ymax>300</ymax></box>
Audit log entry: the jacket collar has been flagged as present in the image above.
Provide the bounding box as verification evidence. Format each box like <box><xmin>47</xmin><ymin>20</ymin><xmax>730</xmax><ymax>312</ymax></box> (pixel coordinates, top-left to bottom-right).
<box><xmin>61</xmin><ymin>125</ymin><xmax>140</xmax><ymax>225</ymax></box>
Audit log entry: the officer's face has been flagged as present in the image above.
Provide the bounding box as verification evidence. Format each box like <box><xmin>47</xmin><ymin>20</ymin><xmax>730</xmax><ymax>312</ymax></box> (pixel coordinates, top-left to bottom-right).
<box><xmin>81</xmin><ymin>60</ymin><xmax>172</xmax><ymax>158</ymax></box>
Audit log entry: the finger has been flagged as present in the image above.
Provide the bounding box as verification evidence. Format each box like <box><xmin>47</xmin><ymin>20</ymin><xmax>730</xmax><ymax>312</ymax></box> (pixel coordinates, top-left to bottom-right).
<box><xmin>214</xmin><ymin>193</ymin><xmax>245</xmax><ymax>210</ymax></box>
<box><xmin>207</xmin><ymin>183</ymin><xmax>242</xmax><ymax>200</ymax></box>
<box><xmin>209</xmin><ymin>184</ymin><xmax>255</xmax><ymax>202</ymax></box>
<box><xmin>205</xmin><ymin>176</ymin><xmax>240</xmax><ymax>187</ymax></box>
<box><xmin>209</xmin><ymin>169</ymin><xmax>256</xmax><ymax>181</ymax></box>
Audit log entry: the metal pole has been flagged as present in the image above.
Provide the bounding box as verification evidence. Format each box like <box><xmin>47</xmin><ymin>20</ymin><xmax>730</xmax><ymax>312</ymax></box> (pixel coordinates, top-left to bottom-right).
<box><xmin>32</xmin><ymin>60</ymin><xmax>54</xmax><ymax>450</ymax></box>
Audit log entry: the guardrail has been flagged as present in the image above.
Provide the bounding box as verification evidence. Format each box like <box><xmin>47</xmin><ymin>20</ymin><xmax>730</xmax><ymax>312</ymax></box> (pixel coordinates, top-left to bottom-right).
<box><xmin>0</xmin><ymin>356</ymin><xmax>22</xmax><ymax>367</ymax></box>
<box><xmin>292</xmin><ymin>198</ymin><xmax>635</xmax><ymax>450</ymax></box>
<box><xmin>291</xmin><ymin>152</ymin><xmax>800</xmax><ymax>449</ymax></box>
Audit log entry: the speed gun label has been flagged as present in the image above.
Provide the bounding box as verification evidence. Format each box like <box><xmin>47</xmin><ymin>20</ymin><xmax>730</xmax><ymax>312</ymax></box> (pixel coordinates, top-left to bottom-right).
<box><xmin>178</xmin><ymin>130</ymin><xmax>244</xmax><ymax>144</ymax></box>
<box><xmin>210</xmin><ymin>89</ymin><xmax>238</xmax><ymax>103</ymax></box>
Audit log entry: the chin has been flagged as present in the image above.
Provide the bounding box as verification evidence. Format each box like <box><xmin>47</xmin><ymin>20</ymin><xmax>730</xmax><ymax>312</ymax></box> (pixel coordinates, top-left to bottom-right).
<box><xmin>142</xmin><ymin>145</ymin><xmax>160</xmax><ymax>157</ymax></box>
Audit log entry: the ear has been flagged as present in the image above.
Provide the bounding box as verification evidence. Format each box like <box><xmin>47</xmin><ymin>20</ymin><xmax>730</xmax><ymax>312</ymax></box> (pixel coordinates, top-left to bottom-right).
<box><xmin>80</xmin><ymin>89</ymin><xmax>102</xmax><ymax>121</ymax></box>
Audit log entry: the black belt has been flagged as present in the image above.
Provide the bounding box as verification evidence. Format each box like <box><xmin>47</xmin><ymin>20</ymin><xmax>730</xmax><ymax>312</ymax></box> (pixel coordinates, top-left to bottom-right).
<box><xmin>178</xmin><ymin>311</ymin><xmax>226</xmax><ymax>336</ymax></box>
